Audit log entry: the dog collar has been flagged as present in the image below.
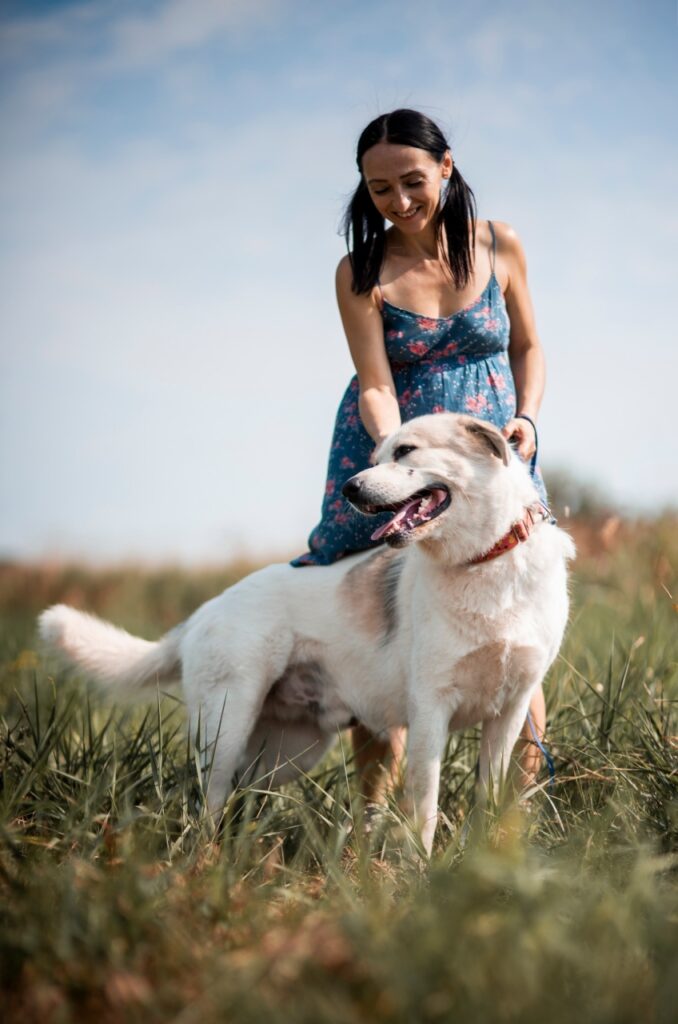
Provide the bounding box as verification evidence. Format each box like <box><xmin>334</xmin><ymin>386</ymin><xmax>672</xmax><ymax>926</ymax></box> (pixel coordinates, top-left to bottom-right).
<box><xmin>468</xmin><ymin>502</ymin><xmax>552</xmax><ymax>565</ymax></box>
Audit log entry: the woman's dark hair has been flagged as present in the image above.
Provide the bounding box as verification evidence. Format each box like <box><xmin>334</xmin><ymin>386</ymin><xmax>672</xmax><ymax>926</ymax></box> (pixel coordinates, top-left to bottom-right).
<box><xmin>342</xmin><ymin>108</ymin><xmax>477</xmax><ymax>295</ymax></box>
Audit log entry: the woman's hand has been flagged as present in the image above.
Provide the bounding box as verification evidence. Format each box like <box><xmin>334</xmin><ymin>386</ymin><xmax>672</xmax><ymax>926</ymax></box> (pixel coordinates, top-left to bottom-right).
<box><xmin>502</xmin><ymin>416</ymin><xmax>536</xmax><ymax>460</ymax></box>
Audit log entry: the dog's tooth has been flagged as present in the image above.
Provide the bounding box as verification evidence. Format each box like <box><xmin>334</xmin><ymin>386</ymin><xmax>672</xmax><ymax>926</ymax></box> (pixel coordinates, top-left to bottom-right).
<box><xmin>418</xmin><ymin>495</ymin><xmax>435</xmax><ymax>518</ymax></box>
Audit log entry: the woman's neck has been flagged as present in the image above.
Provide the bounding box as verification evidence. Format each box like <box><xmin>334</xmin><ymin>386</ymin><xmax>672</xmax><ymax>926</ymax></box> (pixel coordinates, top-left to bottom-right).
<box><xmin>388</xmin><ymin>221</ymin><xmax>440</xmax><ymax>260</ymax></box>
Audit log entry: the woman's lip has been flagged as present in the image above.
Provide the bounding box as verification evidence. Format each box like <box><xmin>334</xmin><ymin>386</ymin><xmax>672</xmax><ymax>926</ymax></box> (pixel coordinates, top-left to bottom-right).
<box><xmin>394</xmin><ymin>206</ymin><xmax>422</xmax><ymax>220</ymax></box>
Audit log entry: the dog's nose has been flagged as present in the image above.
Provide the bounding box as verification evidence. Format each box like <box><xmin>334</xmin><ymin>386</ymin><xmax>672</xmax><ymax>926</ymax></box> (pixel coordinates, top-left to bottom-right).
<box><xmin>341</xmin><ymin>477</ymin><xmax>363</xmax><ymax>501</ymax></box>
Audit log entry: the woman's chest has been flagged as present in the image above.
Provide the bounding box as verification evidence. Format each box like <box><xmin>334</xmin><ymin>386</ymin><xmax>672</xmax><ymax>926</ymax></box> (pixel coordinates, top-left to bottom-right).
<box><xmin>381</xmin><ymin>265</ymin><xmax>487</xmax><ymax>319</ymax></box>
<box><xmin>378</xmin><ymin>238</ymin><xmax>507</xmax><ymax>318</ymax></box>
<box><xmin>382</xmin><ymin>279</ymin><xmax>510</xmax><ymax>364</ymax></box>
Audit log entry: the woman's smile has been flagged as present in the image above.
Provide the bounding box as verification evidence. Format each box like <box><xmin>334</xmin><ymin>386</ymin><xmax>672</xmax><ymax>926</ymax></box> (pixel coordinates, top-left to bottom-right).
<box><xmin>393</xmin><ymin>206</ymin><xmax>422</xmax><ymax>221</ymax></box>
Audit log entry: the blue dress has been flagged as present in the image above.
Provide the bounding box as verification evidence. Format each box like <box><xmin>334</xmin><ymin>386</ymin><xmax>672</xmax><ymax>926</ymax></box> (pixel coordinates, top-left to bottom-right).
<box><xmin>292</xmin><ymin>222</ymin><xmax>546</xmax><ymax>567</ymax></box>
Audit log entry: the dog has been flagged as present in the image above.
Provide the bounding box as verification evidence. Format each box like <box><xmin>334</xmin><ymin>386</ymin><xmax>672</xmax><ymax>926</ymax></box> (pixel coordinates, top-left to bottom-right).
<box><xmin>39</xmin><ymin>413</ymin><xmax>574</xmax><ymax>855</ymax></box>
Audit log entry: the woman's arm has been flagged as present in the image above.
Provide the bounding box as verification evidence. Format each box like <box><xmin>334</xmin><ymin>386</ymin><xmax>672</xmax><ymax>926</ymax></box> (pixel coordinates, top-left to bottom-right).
<box><xmin>335</xmin><ymin>256</ymin><xmax>401</xmax><ymax>445</ymax></box>
<box><xmin>493</xmin><ymin>223</ymin><xmax>546</xmax><ymax>459</ymax></box>
<box><xmin>337</xmin><ymin>257</ymin><xmax>406</xmax><ymax>794</ymax></box>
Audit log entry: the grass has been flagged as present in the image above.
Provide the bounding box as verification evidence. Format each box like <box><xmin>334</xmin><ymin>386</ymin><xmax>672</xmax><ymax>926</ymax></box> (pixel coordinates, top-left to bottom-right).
<box><xmin>1</xmin><ymin>514</ymin><xmax>677</xmax><ymax>1023</ymax></box>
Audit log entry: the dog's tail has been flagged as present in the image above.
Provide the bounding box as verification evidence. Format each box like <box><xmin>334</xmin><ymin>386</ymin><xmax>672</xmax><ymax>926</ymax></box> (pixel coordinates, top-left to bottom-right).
<box><xmin>38</xmin><ymin>604</ymin><xmax>182</xmax><ymax>698</ymax></box>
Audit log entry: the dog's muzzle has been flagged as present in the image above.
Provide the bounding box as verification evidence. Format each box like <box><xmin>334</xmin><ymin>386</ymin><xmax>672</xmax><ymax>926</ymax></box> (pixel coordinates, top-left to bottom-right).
<box><xmin>342</xmin><ymin>477</ymin><xmax>451</xmax><ymax>544</ymax></box>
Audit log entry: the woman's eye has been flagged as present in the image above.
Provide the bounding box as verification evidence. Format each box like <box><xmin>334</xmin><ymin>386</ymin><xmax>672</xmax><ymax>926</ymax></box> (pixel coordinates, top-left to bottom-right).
<box><xmin>372</xmin><ymin>180</ymin><xmax>422</xmax><ymax>196</ymax></box>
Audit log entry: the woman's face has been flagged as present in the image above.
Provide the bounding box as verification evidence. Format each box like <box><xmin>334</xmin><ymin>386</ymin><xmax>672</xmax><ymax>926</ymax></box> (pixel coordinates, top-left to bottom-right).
<box><xmin>361</xmin><ymin>142</ymin><xmax>451</xmax><ymax>233</ymax></box>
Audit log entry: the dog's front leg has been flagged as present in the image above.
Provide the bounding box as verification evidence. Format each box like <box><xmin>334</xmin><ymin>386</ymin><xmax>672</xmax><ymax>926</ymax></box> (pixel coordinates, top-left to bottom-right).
<box><xmin>406</xmin><ymin>701</ymin><xmax>450</xmax><ymax>857</ymax></box>
<box><xmin>478</xmin><ymin>693</ymin><xmax>533</xmax><ymax>803</ymax></box>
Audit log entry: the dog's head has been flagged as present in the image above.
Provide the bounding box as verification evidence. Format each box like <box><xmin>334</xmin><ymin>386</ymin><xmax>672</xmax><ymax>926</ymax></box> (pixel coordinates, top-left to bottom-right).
<box><xmin>342</xmin><ymin>413</ymin><xmax>523</xmax><ymax>551</ymax></box>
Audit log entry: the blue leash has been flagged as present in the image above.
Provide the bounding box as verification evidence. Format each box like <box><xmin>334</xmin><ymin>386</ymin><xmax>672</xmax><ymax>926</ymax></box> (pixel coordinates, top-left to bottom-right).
<box><xmin>526</xmin><ymin>710</ymin><xmax>556</xmax><ymax>789</ymax></box>
<box><xmin>514</xmin><ymin>412</ymin><xmax>540</xmax><ymax>476</ymax></box>
<box><xmin>514</xmin><ymin>413</ymin><xmax>557</xmax><ymax>525</ymax></box>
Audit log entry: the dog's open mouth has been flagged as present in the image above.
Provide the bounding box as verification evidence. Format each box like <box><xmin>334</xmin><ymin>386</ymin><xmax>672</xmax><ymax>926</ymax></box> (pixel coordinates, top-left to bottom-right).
<box><xmin>358</xmin><ymin>486</ymin><xmax>451</xmax><ymax>541</ymax></box>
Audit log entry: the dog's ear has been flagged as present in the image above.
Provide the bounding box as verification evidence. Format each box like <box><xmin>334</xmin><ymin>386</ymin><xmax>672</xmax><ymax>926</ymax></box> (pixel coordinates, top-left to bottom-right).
<box><xmin>464</xmin><ymin>419</ymin><xmax>511</xmax><ymax>466</ymax></box>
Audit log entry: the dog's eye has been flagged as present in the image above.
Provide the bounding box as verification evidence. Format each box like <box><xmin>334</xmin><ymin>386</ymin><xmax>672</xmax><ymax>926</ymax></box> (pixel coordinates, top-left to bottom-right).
<box><xmin>393</xmin><ymin>445</ymin><xmax>417</xmax><ymax>461</ymax></box>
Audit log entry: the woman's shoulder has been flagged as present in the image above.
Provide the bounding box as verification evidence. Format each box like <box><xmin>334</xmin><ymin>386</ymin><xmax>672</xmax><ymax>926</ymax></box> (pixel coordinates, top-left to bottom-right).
<box><xmin>335</xmin><ymin>254</ymin><xmax>358</xmax><ymax>304</ymax></box>
<box><xmin>485</xmin><ymin>219</ymin><xmax>526</xmax><ymax>259</ymax></box>
<box><xmin>335</xmin><ymin>254</ymin><xmax>381</xmax><ymax>311</ymax></box>
<box><xmin>335</xmin><ymin>253</ymin><xmax>354</xmax><ymax>288</ymax></box>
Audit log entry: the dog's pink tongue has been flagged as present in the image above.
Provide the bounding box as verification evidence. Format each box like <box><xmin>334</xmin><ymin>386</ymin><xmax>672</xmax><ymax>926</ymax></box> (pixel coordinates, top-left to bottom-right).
<box><xmin>370</xmin><ymin>496</ymin><xmax>421</xmax><ymax>541</ymax></box>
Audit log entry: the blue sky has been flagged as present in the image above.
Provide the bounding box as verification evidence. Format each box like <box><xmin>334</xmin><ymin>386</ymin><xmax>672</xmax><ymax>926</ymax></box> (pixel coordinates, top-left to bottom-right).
<box><xmin>1</xmin><ymin>0</ymin><xmax>676</xmax><ymax>563</ymax></box>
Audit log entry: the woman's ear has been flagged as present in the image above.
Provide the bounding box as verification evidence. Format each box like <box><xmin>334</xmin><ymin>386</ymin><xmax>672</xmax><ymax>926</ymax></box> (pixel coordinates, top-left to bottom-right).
<box><xmin>442</xmin><ymin>150</ymin><xmax>453</xmax><ymax>180</ymax></box>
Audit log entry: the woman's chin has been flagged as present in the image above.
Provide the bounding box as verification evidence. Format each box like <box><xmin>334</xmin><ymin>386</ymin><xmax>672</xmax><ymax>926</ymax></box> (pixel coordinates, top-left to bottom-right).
<box><xmin>389</xmin><ymin>211</ymin><xmax>432</xmax><ymax>232</ymax></box>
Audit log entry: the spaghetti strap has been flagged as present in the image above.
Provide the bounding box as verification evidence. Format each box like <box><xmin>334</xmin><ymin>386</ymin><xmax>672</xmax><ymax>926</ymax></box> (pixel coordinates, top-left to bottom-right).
<box><xmin>375</xmin><ymin>278</ymin><xmax>385</xmax><ymax>309</ymax></box>
<box><xmin>487</xmin><ymin>220</ymin><xmax>497</xmax><ymax>274</ymax></box>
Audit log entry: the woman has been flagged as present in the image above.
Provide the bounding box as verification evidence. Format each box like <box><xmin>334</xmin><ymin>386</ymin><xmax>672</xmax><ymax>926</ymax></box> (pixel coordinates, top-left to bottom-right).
<box><xmin>292</xmin><ymin>108</ymin><xmax>549</xmax><ymax>799</ymax></box>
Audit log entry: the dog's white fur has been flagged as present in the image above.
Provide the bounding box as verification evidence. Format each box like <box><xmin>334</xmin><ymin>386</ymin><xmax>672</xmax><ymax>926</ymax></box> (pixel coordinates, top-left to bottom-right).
<box><xmin>39</xmin><ymin>413</ymin><xmax>574</xmax><ymax>855</ymax></box>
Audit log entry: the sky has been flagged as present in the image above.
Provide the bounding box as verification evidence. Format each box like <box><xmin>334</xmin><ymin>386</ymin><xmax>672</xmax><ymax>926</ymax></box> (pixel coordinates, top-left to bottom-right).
<box><xmin>1</xmin><ymin>0</ymin><xmax>676</xmax><ymax>564</ymax></box>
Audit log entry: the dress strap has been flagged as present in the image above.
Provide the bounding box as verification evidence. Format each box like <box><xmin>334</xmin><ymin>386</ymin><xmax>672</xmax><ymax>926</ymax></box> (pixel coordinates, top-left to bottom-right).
<box><xmin>487</xmin><ymin>220</ymin><xmax>497</xmax><ymax>274</ymax></box>
<box><xmin>375</xmin><ymin>278</ymin><xmax>385</xmax><ymax>310</ymax></box>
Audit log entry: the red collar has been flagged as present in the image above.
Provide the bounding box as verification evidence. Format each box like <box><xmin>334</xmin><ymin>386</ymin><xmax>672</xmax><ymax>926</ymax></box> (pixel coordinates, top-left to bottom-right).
<box><xmin>468</xmin><ymin>502</ymin><xmax>551</xmax><ymax>566</ymax></box>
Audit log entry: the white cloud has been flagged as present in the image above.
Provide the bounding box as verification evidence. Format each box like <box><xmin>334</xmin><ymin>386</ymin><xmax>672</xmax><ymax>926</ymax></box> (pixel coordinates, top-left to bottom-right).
<box><xmin>105</xmin><ymin>0</ymin><xmax>283</xmax><ymax>71</ymax></box>
<box><xmin>0</xmin><ymin>0</ymin><xmax>281</xmax><ymax>64</ymax></box>
<box><xmin>0</xmin><ymin>0</ymin><xmax>104</xmax><ymax>57</ymax></box>
<box><xmin>0</xmin><ymin>0</ymin><xmax>284</xmax><ymax>140</ymax></box>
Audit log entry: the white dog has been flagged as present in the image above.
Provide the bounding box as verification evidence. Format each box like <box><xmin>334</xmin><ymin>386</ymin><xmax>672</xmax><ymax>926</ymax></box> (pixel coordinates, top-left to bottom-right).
<box><xmin>39</xmin><ymin>413</ymin><xmax>574</xmax><ymax>855</ymax></box>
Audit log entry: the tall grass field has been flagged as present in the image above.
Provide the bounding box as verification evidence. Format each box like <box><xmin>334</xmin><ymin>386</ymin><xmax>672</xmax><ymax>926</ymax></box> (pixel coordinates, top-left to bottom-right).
<box><xmin>1</xmin><ymin>515</ymin><xmax>677</xmax><ymax>1023</ymax></box>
